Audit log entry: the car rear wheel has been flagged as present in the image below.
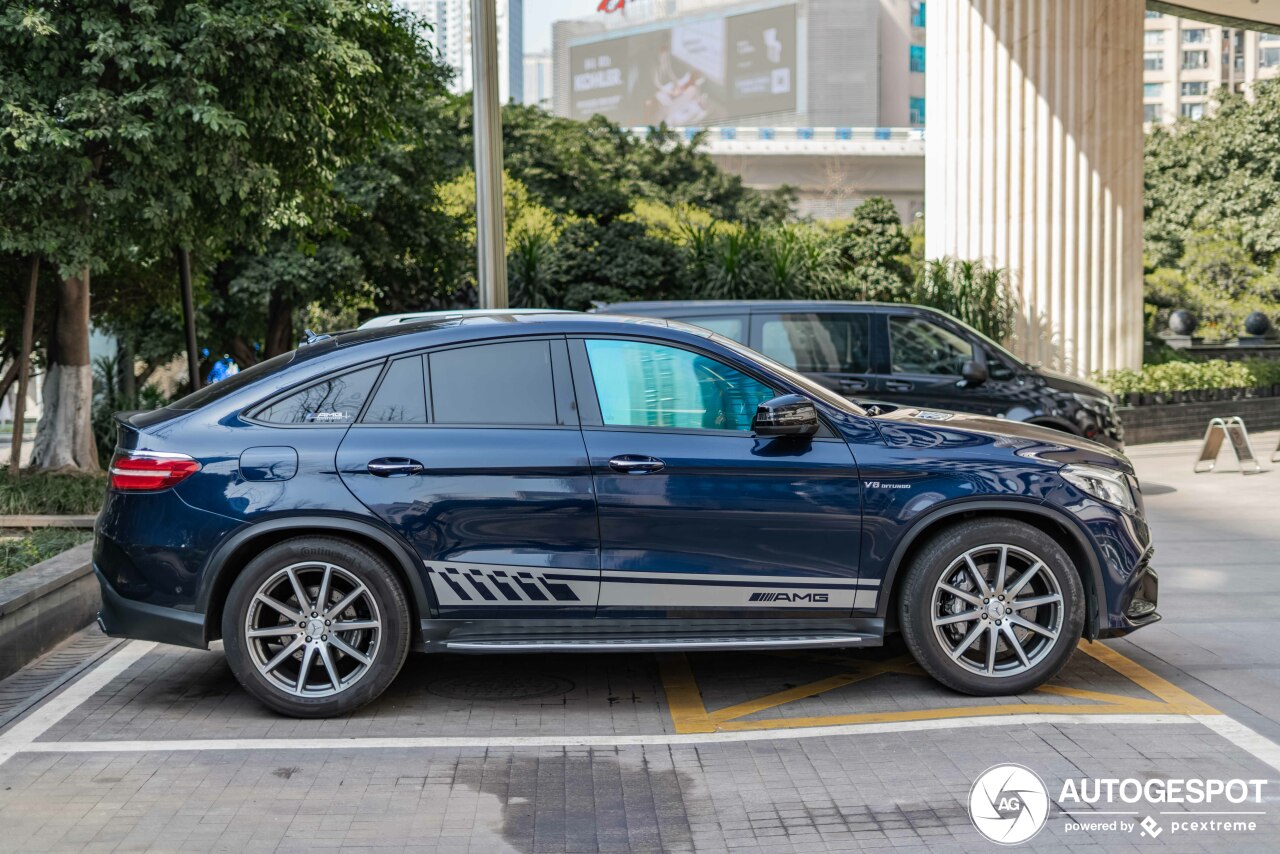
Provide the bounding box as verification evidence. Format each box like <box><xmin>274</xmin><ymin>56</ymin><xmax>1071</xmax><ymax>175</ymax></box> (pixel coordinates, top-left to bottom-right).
<box><xmin>899</xmin><ymin>519</ymin><xmax>1084</xmax><ymax>695</ymax></box>
<box><xmin>223</xmin><ymin>537</ymin><xmax>411</xmax><ymax>717</ymax></box>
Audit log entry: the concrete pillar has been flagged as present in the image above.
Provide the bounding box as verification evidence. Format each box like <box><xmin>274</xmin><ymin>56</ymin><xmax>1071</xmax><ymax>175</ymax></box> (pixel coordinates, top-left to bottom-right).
<box><xmin>925</xmin><ymin>0</ymin><xmax>1145</xmax><ymax>375</ymax></box>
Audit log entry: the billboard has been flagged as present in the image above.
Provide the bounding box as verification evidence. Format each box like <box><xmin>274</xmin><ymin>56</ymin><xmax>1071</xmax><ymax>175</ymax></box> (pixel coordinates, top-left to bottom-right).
<box><xmin>569</xmin><ymin>4</ymin><xmax>797</xmax><ymax>126</ymax></box>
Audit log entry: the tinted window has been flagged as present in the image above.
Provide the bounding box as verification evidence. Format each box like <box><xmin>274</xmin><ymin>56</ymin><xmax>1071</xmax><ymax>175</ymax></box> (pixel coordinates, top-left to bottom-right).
<box><xmin>429</xmin><ymin>341</ymin><xmax>557</xmax><ymax>425</ymax></box>
<box><xmin>758</xmin><ymin>313</ymin><xmax>871</xmax><ymax>374</ymax></box>
<box><xmin>889</xmin><ymin>316</ymin><xmax>974</xmax><ymax>376</ymax></box>
<box><xmin>254</xmin><ymin>365</ymin><xmax>381</xmax><ymax>425</ymax></box>
<box><xmin>676</xmin><ymin>315</ymin><xmax>746</xmax><ymax>343</ymax></box>
<box><xmin>586</xmin><ymin>339</ymin><xmax>774</xmax><ymax>432</ymax></box>
<box><xmin>363</xmin><ymin>356</ymin><xmax>427</xmax><ymax>424</ymax></box>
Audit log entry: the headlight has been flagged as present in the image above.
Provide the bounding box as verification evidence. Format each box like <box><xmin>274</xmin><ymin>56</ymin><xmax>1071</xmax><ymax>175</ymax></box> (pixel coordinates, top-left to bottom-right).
<box><xmin>1060</xmin><ymin>464</ymin><xmax>1137</xmax><ymax>513</ymax></box>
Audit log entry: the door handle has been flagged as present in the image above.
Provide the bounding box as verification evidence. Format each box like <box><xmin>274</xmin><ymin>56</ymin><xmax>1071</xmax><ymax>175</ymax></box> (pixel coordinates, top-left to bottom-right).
<box><xmin>838</xmin><ymin>378</ymin><xmax>869</xmax><ymax>392</ymax></box>
<box><xmin>367</xmin><ymin>457</ymin><xmax>424</xmax><ymax>477</ymax></box>
<box><xmin>885</xmin><ymin>381</ymin><xmax>914</xmax><ymax>392</ymax></box>
<box><xmin>608</xmin><ymin>454</ymin><xmax>666</xmax><ymax>474</ymax></box>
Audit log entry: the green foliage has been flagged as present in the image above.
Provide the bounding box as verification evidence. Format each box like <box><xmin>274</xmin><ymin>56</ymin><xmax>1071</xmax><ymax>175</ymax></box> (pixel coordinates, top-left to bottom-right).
<box><xmin>833</xmin><ymin>198</ymin><xmax>915</xmax><ymax>301</ymax></box>
<box><xmin>683</xmin><ymin>223</ymin><xmax>838</xmax><ymax>301</ymax></box>
<box><xmin>0</xmin><ymin>528</ymin><xmax>94</xmax><ymax>580</ymax></box>
<box><xmin>1144</xmin><ymin>81</ymin><xmax>1280</xmax><ymax>340</ymax></box>
<box><xmin>1143</xmin><ymin>229</ymin><xmax>1280</xmax><ymax>339</ymax></box>
<box><xmin>1095</xmin><ymin>358</ymin><xmax>1280</xmax><ymax>395</ymax></box>
<box><xmin>0</xmin><ymin>471</ymin><xmax>107</xmax><ymax>515</ymax></box>
<box><xmin>909</xmin><ymin>258</ymin><xmax>1017</xmax><ymax>343</ymax></box>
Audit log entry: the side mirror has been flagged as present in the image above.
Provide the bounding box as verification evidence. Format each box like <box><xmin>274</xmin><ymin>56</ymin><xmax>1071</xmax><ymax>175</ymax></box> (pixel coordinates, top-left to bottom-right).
<box><xmin>753</xmin><ymin>394</ymin><xmax>820</xmax><ymax>438</ymax></box>
<box><xmin>961</xmin><ymin>360</ymin><xmax>988</xmax><ymax>387</ymax></box>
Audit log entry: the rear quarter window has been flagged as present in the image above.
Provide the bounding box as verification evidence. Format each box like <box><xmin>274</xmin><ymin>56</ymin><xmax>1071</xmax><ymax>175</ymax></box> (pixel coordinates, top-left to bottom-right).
<box><xmin>252</xmin><ymin>365</ymin><xmax>382</xmax><ymax>425</ymax></box>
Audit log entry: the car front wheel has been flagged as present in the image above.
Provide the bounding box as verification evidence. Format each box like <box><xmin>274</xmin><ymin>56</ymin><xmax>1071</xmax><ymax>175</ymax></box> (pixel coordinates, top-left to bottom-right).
<box><xmin>899</xmin><ymin>519</ymin><xmax>1085</xmax><ymax>695</ymax></box>
<box><xmin>223</xmin><ymin>536</ymin><xmax>411</xmax><ymax>717</ymax></box>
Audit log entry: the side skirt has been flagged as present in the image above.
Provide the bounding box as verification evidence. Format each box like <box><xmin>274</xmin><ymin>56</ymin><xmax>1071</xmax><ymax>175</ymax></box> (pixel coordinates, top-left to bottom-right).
<box><xmin>417</xmin><ymin>617</ymin><xmax>884</xmax><ymax>654</ymax></box>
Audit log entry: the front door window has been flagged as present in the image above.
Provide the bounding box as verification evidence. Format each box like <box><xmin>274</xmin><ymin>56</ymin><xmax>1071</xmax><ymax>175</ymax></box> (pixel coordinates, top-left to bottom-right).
<box><xmin>889</xmin><ymin>316</ymin><xmax>974</xmax><ymax>376</ymax></box>
<box><xmin>585</xmin><ymin>339</ymin><xmax>774</xmax><ymax>432</ymax></box>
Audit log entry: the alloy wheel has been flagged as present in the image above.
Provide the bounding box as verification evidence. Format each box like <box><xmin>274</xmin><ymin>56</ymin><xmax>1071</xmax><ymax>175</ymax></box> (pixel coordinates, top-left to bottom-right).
<box><xmin>244</xmin><ymin>561</ymin><xmax>383</xmax><ymax>698</ymax></box>
<box><xmin>930</xmin><ymin>543</ymin><xmax>1064</xmax><ymax>678</ymax></box>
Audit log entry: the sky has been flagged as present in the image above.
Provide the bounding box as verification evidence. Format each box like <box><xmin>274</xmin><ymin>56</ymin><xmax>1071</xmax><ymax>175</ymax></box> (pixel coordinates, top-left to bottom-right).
<box><xmin>525</xmin><ymin>0</ymin><xmax>593</xmax><ymax>54</ymax></box>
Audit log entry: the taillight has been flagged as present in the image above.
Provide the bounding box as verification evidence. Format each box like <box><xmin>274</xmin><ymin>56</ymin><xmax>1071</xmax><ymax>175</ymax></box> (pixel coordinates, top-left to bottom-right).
<box><xmin>109</xmin><ymin>451</ymin><xmax>201</xmax><ymax>491</ymax></box>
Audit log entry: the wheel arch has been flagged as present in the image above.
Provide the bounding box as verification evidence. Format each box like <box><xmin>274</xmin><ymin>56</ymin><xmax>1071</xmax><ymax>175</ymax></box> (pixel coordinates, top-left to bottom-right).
<box><xmin>878</xmin><ymin>499</ymin><xmax>1104</xmax><ymax>640</ymax></box>
<box><xmin>197</xmin><ymin>515</ymin><xmax>431</xmax><ymax>646</ymax></box>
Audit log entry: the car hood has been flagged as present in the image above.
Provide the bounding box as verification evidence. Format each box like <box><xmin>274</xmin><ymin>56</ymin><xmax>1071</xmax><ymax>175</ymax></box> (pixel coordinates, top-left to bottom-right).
<box><xmin>1033</xmin><ymin>366</ymin><xmax>1112</xmax><ymax>400</ymax></box>
<box><xmin>866</xmin><ymin>406</ymin><xmax>1131</xmax><ymax>471</ymax></box>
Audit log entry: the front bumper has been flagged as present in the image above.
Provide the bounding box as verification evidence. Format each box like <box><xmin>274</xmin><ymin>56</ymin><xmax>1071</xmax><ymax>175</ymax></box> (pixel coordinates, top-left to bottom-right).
<box><xmin>95</xmin><ymin>566</ymin><xmax>208</xmax><ymax>650</ymax></box>
<box><xmin>1097</xmin><ymin>553</ymin><xmax>1160</xmax><ymax>638</ymax></box>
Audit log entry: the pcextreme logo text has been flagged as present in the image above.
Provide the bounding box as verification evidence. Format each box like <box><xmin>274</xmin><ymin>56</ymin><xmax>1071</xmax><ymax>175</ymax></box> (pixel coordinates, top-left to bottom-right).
<box><xmin>968</xmin><ymin>765</ymin><xmax>1270</xmax><ymax>845</ymax></box>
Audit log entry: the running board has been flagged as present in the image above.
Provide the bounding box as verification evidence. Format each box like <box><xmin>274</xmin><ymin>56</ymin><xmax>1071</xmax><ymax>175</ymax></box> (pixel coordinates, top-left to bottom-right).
<box><xmin>442</xmin><ymin>633</ymin><xmax>876</xmax><ymax>652</ymax></box>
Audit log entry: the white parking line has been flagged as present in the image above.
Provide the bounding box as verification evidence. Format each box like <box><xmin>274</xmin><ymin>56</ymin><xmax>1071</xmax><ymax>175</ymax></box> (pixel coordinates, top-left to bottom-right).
<box><xmin>1196</xmin><ymin>714</ymin><xmax>1280</xmax><ymax>776</ymax></box>
<box><xmin>2</xmin><ymin>641</ymin><xmax>1280</xmax><ymax>779</ymax></box>
<box><xmin>0</xmin><ymin>641</ymin><xmax>155</xmax><ymax>766</ymax></box>
<box><xmin>0</xmin><ymin>713</ymin><xmax>1209</xmax><ymax>759</ymax></box>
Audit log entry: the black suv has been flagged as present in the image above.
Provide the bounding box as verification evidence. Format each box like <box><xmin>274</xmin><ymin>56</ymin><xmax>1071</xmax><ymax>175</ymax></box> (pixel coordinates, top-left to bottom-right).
<box><xmin>597</xmin><ymin>301</ymin><xmax>1123</xmax><ymax>449</ymax></box>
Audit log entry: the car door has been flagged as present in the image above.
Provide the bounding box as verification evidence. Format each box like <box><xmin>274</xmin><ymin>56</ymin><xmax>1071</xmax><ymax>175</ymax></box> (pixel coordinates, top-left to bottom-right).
<box><xmin>570</xmin><ymin>335</ymin><xmax>868</xmax><ymax>619</ymax></box>
<box><xmin>750</xmin><ymin>311</ymin><xmax>877</xmax><ymax>400</ymax></box>
<box><xmin>336</xmin><ymin>338</ymin><xmax>600</xmax><ymax>618</ymax></box>
<box><xmin>872</xmin><ymin>313</ymin><xmax>1009</xmax><ymax>415</ymax></box>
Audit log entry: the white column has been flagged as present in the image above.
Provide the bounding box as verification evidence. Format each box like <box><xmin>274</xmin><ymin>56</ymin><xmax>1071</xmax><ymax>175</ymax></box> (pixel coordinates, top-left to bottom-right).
<box><xmin>926</xmin><ymin>0</ymin><xmax>1145</xmax><ymax>375</ymax></box>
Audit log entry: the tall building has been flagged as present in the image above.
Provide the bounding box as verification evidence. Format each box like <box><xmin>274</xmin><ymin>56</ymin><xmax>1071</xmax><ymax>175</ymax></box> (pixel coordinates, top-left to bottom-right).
<box><xmin>1143</xmin><ymin>8</ymin><xmax>1280</xmax><ymax>125</ymax></box>
<box><xmin>400</xmin><ymin>0</ymin><xmax>524</xmax><ymax>103</ymax></box>
<box><xmin>523</xmin><ymin>51</ymin><xmax>553</xmax><ymax>108</ymax></box>
<box><xmin>553</xmin><ymin>0</ymin><xmax>926</xmax><ymax>129</ymax></box>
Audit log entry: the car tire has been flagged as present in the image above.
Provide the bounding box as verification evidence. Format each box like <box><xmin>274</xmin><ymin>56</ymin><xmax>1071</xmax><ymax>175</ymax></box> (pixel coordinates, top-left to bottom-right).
<box><xmin>222</xmin><ymin>536</ymin><xmax>411</xmax><ymax>718</ymax></box>
<box><xmin>898</xmin><ymin>519</ymin><xmax>1084</xmax><ymax>696</ymax></box>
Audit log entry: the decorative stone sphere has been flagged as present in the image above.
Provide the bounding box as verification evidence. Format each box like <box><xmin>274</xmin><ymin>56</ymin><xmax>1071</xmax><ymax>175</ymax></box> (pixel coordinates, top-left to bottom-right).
<box><xmin>1244</xmin><ymin>311</ymin><xmax>1272</xmax><ymax>336</ymax></box>
<box><xmin>1168</xmin><ymin>309</ymin><xmax>1198</xmax><ymax>336</ymax></box>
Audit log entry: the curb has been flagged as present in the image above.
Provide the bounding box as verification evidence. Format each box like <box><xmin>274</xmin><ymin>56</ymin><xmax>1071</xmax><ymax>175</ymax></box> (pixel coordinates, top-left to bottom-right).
<box><xmin>0</xmin><ymin>515</ymin><xmax>97</xmax><ymax>529</ymax></box>
<box><xmin>0</xmin><ymin>542</ymin><xmax>98</xmax><ymax>681</ymax></box>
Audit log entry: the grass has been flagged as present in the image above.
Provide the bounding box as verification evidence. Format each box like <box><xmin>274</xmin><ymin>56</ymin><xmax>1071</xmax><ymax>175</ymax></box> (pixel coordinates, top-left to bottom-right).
<box><xmin>0</xmin><ymin>470</ymin><xmax>107</xmax><ymax>516</ymax></box>
<box><xmin>0</xmin><ymin>528</ymin><xmax>93</xmax><ymax>580</ymax></box>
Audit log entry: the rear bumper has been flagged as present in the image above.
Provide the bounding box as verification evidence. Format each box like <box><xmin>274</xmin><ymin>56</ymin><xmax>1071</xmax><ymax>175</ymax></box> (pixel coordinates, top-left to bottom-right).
<box><xmin>95</xmin><ymin>566</ymin><xmax>207</xmax><ymax>650</ymax></box>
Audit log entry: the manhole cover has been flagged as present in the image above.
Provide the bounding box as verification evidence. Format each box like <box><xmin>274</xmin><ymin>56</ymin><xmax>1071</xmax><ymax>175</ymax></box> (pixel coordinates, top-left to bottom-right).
<box><xmin>427</xmin><ymin>672</ymin><xmax>574</xmax><ymax>701</ymax></box>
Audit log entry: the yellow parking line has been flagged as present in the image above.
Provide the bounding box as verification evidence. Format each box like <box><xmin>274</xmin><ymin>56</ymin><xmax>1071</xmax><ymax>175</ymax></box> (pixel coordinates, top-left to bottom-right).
<box><xmin>657</xmin><ymin>653</ymin><xmax>717</xmax><ymax>733</ymax></box>
<box><xmin>1077</xmin><ymin>640</ymin><xmax>1220</xmax><ymax>715</ymax></box>
<box><xmin>707</xmin><ymin>671</ymin><xmax>883</xmax><ymax>724</ymax></box>
<box><xmin>718</xmin><ymin>701</ymin><xmax>1172</xmax><ymax>732</ymax></box>
<box><xmin>661</xmin><ymin>641</ymin><xmax>1221</xmax><ymax>734</ymax></box>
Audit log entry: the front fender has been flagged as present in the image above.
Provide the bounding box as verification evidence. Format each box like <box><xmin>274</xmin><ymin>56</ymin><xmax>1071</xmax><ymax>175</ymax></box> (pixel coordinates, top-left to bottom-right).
<box><xmin>876</xmin><ymin>498</ymin><xmax>1106</xmax><ymax>639</ymax></box>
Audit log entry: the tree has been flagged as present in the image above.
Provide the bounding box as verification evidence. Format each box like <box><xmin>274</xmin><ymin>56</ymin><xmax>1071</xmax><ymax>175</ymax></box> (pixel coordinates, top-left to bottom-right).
<box><xmin>1145</xmin><ymin>79</ymin><xmax>1280</xmax><ymax>270</ymax></box>
<box><xmin>835</xmin><ymin>198</ymin><xmax>915</xmax><ymax>301</ymax></box>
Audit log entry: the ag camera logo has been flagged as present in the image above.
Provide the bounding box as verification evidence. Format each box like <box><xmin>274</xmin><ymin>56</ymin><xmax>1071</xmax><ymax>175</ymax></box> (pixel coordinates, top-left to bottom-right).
<box><xmin>969</xmin><ymin>764</ymin><xmax>1050</xmax><ymax>845</ymax></box>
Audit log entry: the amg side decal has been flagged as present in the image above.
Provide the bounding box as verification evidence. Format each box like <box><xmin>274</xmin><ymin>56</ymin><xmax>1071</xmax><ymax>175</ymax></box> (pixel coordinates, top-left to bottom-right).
<box><xmin>426</xmin><ymin>560</ymin><xmax>882</xmax><ymax>611</ymax></box>
<box><xmin>425</xmin><ymin>561</ymin><xmax>598</xmax><ymax>607</ymax></box>
<box><xmin>749</xmin><ymin>592</ymin><xmax>830</xmax><ymax>603</ymax></box>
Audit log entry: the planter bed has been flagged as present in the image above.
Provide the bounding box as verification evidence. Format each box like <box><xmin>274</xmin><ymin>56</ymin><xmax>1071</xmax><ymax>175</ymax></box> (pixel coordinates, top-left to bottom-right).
<box><xmin>0</xmin><ymin>540</ymin><xmax>97</xmax><ymax>681</ymax></box>
<box><xmin>1119</xmin><ymin>395</ymin><xmax>1280</xmax><ymax>445</ymax></box>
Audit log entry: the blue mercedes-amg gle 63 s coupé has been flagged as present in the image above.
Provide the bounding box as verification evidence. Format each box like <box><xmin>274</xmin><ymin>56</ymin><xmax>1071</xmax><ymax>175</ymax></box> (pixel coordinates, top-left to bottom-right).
<box><xmin>95</xmin><ymin>313</ymin><xmax>1158</xmax><ymax>717</ymax></box>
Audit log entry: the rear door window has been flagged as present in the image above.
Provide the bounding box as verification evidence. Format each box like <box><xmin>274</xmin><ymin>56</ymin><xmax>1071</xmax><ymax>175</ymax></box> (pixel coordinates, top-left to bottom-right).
<box><xmin>428</xmin><ymin>340</ymin><xmax>558</xmax><ymax>425</ymax></box>
<box><xmin>363</xmin><ymin>356</ymin><xmax>428</xmax><ymax>424</ymax></box>
<box><xmin>253</xmin><ymin>365</ymin><xmax>381</xmax><ymax>425</ymax></box>
<box><xmin>756</xmin><ymin>313</ymin><xmax>872</xmax><ymax>374</ymax></box>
